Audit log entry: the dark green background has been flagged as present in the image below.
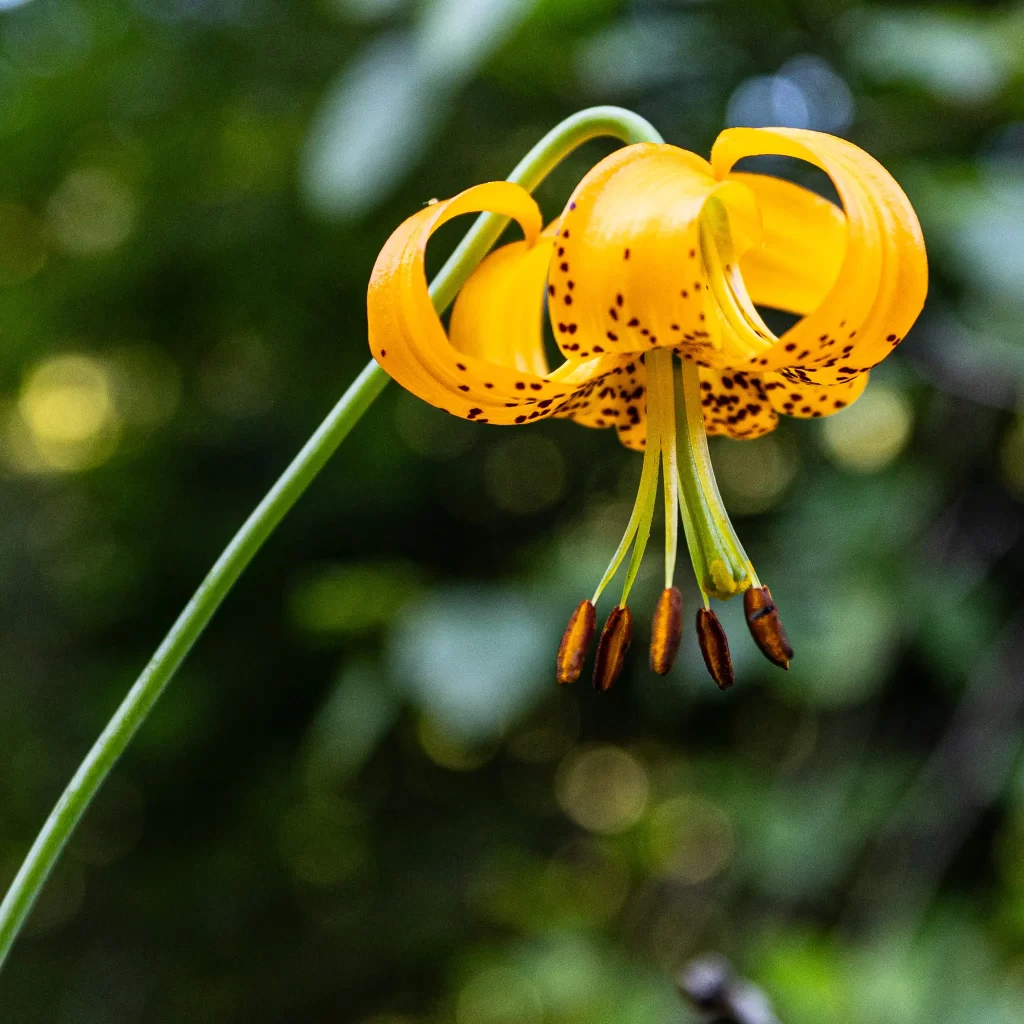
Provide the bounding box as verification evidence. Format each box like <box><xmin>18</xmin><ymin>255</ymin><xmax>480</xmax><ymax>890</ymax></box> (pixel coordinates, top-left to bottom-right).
<box><xmin>2</xmin><ymin>0</ymin><xmax>1024</xmax><ymax>1021</ymax></box>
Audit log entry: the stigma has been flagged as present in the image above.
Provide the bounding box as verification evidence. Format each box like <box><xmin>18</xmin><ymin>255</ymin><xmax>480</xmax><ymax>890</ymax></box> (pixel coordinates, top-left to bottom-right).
<box><xmin>555</xmin><ymin>347</ymin><xmax>793</xmax><ymax>690</ymax></box>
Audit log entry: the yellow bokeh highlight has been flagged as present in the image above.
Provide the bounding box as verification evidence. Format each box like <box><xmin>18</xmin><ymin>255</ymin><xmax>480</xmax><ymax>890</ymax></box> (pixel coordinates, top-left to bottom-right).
<box><xmin>8</xmin><ymin>354</ymin><xmax>120</xmax><ymax>474</ymax></box>
<box><xmin>555</xmin><ymin>744</ymin><xmax>649</xmax><ymax>834</ymax></box>
<box><xmin>820</xmin><ymin>384</ymin><xmax>913</xmax><ymax>473</ymax></box>
<box><xmin>417</xmin><ymin>717</ymin><xmax>497</xmax><ymax>772</ymax></box>
<box><xmin>47</xmin><ymin>168</ymin><xmax>136</xmax><ymax>255</ymax></box>
<box><xmin>712</xmin><ymin>432</ymin><xmax>798</xmax><ymax>515</ymax></box>
<box><xmin>644</xmin><ymin>794</ymin><xmax>734</xmax><ymax>884</ymax></box>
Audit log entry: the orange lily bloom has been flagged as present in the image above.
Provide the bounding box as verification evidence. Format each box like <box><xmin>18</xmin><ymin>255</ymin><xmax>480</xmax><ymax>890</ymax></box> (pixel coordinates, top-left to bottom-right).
<box><xmin>368</xmin><ymin>127</ymin><xmax>927</xmax><ymax>689</ymax></box>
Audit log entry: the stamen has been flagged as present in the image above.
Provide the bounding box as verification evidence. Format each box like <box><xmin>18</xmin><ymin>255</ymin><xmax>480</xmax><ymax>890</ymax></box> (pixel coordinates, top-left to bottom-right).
<box><xmin>743</xmin><ymin>586</ymin><xmax>794</xmax><ymax>670</ymax></box>
<box><xmin>593</xmin><ymin>605</ymin><xmax>633</xmax><ymax>692</ymax></box>
<box><xmin>556</xmin><ymin>599</ymin><xmax>597</xmax><ymax>683</ymax></box>
<box><xmin>591</xmin><ymin>403</ymin><xmax>661</xmax><ymax>605</ymax></box>
<box><xmin>696</xmin><ymin>608</ymin><xmax>734</xmax><ymax>690</ymax></box>
<box><xmin>652</xmin><ymin>348</ymin><xmax>679</xmax><ymax>588</ymax></box>
<box><xmin>649</xmin><ymin>587</ymin><xmax>683</xmax><ymax>675</ymax></box>
<box><xmin>618</xmin><ymin>349</ymin><xmax>673</xmax><ymax>605</ymax></box>
<box><xmin>699</xmin><ymin>198</ymin><xmax>775</xmax><ymax>359</ymax></box>
<box><xmin>674</xmin><ymin>359</ymin><xmax>752</xmax><ymax>599</ymax></box>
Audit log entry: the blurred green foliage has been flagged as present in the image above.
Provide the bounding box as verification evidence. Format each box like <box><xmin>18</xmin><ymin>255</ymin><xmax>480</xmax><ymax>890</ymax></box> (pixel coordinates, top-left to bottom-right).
<box><xmin>3</xmin><ymin>0</ymin><xmax>1024</xmax><ymax>1021</ymax></box>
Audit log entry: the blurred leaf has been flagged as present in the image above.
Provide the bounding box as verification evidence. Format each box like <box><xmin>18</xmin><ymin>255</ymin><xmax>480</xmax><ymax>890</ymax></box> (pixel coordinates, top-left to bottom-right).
<box><xmin>389</xmin><ymin>586</ymin><xmax>558</xmax><ymax>738</ymax></box>
<box><xmin>418</xmin><ymin>0</ymin><xmax>536</xmax><ymax>83</ymax></box>
<box><xmin>301</xmin><ymin>33</ymin><xmax>440</xmax><ymax>220</ymax></box>
<box><xmin>303</xmin><ymin>0</ymin><xmax>535</xmax><ymax>218</ymax></box>
<box><xmin>842</xmin><ymin>7</ymin><xmax>1014</xmax><ymax>105</ymax></box>
<box><xmin>301</xmin><ymin>660</ymin><xmax>399</xmax><ymax>786</ymax></box>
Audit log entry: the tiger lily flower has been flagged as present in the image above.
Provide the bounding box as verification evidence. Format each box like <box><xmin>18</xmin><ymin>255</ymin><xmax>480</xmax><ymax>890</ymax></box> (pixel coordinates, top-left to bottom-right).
<box><xmin>367</xmin><ymin>127</ymin><xmax>927</xmax><ymax>690</ymax></box>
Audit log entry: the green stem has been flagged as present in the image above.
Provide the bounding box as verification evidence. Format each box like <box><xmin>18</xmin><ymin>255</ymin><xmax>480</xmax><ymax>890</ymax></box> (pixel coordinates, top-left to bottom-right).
<box><xmin>0</xmin><ymin>106</ymin><xmax>663</xmax><ymax>973</ymax></box>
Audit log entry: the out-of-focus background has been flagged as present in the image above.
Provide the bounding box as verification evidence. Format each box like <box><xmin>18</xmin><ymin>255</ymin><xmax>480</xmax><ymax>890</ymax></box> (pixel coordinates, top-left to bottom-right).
<box><xmin>1</xmin><ymin>0</ymin><xmax>1024</xmax><ymax>1020</ymax></box>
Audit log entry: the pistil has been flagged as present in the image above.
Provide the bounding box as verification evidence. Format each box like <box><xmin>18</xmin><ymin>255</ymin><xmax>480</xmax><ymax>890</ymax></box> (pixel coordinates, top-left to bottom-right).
<box><xmin>674</xmin><ymin>358</ymin><xmax>755</xmax><ymax>600</ymax></box>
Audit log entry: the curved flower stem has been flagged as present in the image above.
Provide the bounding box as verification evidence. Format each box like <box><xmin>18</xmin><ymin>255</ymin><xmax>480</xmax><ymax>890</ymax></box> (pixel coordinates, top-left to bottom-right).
<box><xmin>0</xmin><ymin>106</ymin><xmax>664</xmax><ymax>972</ymax></box>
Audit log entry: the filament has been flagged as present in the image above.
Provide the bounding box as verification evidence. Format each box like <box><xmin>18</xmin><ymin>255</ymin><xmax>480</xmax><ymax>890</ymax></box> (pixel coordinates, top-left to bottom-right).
<box><xmin>699</xmin><ymin>198</ymin><xmax>776</xmax><ymax>359</ymax></box>
<box><xmin>653</xmin><ymin>349</ymin><xmax>679</xmax><ymax>589</ymax></box>
<box><xmin>618</xmin><ymin>349</ymin><xmax>674</xmax><ymax>605</ymax></box>
<box><xmin>591</xmin><ymin>395</ymin><xmax>661</xmax><ymax>605</ymax></box>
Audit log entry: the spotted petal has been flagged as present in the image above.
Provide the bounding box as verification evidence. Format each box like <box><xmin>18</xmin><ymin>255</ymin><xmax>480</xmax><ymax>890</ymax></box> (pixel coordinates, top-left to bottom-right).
<box><xmin>550</xmin><ymin>354</ymin><xmax>649</xmax><ymax>450</ymax></box>
<box><xmin>448</xmin><ymin>225</ymin><xmax>557</xmax><ymax>377</ymax></box>
<box><xmin>548</xmin><ymin>143</ymin><xmax>763</xmax><ymax>365</ymax></box>
<box><xmin>698</xmin><ymin>367</ymin><xmax>778</xmax><ymax>439</ymax></box>
<box><xmin>368</xmin><ymin>183</ymin><xmax>574</xmax><ymax>425</ymax></box>
<box><xmin>730</xmin><ymin>171</ymin><xmax>847</xmax><ymax>317</ymax></box>
<box><xmin>764</xmin><ymin>370</ymin><xmax>869</xmax><ymax>419</ymax></box>
<box><xmin>711</xmin><ymin>128</ymin><xmax>927</xmax><ymax>387</ymax></box>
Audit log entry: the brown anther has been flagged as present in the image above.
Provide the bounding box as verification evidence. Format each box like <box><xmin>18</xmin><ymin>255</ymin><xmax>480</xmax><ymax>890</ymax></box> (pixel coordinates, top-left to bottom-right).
<box><xmin>556</xmin><ymin>599</ymin><xmax>597</xmax><ymax>684</ymax></box>
<box><xmin>593</xmin><ymin>605</ymin><xmax>633</xmax><ymax>692</ymax></box>
<box><xmin>696</xmin><ymin>608</ymin><xmax>734</xmax><ymax>690</ymax></box>
<box><xmin>649</xmin><ymin>587</ymin><xmax>683</xmax><ymax>675</ymax></box>
<box><xmin>743</xmin><ymin>586</ymin><xmax>793</xmax><ymax>670</ymax></box>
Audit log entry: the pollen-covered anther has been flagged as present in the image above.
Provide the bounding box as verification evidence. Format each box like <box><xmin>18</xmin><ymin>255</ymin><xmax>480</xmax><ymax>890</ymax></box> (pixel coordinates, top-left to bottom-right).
<box><xmin>696</xmin><ymin>608</ymin><xmax>734</xmax><ymax>691</ymax></box>
<box><xmin>593</xmin><ymin>605</ymin><xmax>633</xmax><ymax>692</ymax></box>
<box><xmin>556</xmin><ymin>599</ymin><xmax>597</xmax><ymax>684</ymax></box>
<box><xmin>743</xmin><ymin>586</ymin><xmax>794</xmax><ymax>670</ymax></box>
<box><xmin>649</xmin><ymin>587</ymin><xmax>683</xmax><ymax>675</ymax></box>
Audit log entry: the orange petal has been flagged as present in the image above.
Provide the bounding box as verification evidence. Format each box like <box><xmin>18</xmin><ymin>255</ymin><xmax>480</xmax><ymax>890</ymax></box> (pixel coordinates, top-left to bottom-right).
<box><xmin>368</xmin><ymin>183</ymin><xmax>573</xmax><ymax>425</ymax></box>
<box><xmin>765</xmin><ymin>369</ymin><xmax>869</xmax><ymax>419</ymax></box>
<box><xmin>448</xmin><ymin>226</ymin><xmax>557</xmax><ymax>377</ymax></box>
<box><xmin>730</xmin><ymin>172</ymin><xmax>847</xmax><ymax>316</ymax></box>
<box><xmin>698</xmin><ymin>367</ymin><xmax>778</xmax><ymax>439</ymax></box>
<box><xmin>711</xmin><ymin>128</ymin><xmax>927</xmax><ymax>387</ymax></box>
<box><xmin>550</xmin><ymin>353</ymin><xmax>649</xmax><ymax>451</ymax></box>
<box><xmin>548</xmin><ymin>143</ymin><xmax>762</xmax><ymax>366</ymax></box>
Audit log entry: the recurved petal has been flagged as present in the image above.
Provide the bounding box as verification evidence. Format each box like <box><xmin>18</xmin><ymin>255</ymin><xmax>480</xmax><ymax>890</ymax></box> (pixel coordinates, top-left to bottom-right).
<box><xmin>730</xmin><ymin>172</ymin><xmax>847</xmax><ymax>316</ymax></box>
<box><xmin>711</xmin><ymin>128</ymin><xmax>927</xmax><ymax>387</ymax></box>
<box><xmin>548</xmin><ymin>143</ymin><xmax>762</xmax><ymax>365</ymax></box>
<box><xmin>765</xmin><ymin>369</ymin><xmax>869</xmax><ymax>419</ymax></box>
<box><xmin>549</xmin><ymin>353</ymin><xmax>649</xmax><ymax>451</ymax></box>
<box><xmin>448</xmin><ymin>226</ymin><xmax>556</xmax><ymax>377</ymax></box>
<box><xmin>368</xmin><ymin>182</ymin><xmax>571</xmax><ymax>425</ymax></box>
<box><xmin>698</xmin><ymin>366</ymin><xmax>778</xmax><ymax>439</ymax></box>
